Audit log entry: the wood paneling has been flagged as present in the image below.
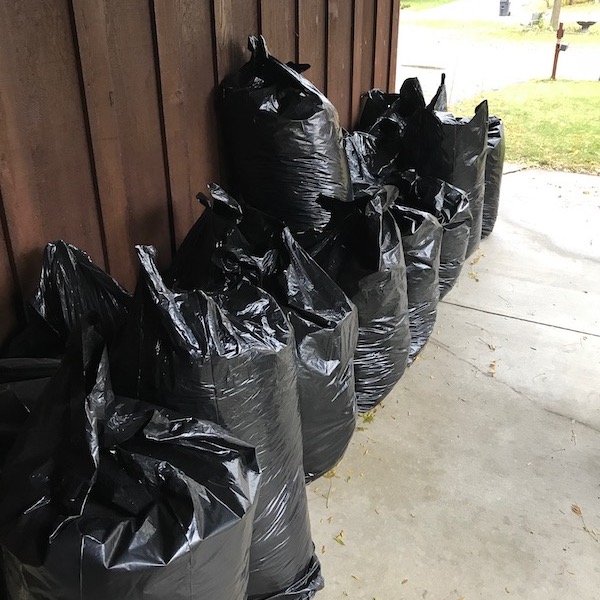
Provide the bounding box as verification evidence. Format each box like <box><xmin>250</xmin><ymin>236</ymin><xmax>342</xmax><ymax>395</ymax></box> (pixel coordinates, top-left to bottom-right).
<box><xmin>388</xmin><ymin>0</ymin><xmax>401</xmax><ymax>92</ymax></box>
<box><xmin>374</xmin><ymin>0</ymin><xmax>393</xmax><ymax>89</ymax></box>
<box><xmin>261</xmin><ymin>0</ymin><xmax>297</xmax><ymax>63</ymax></box>
<box><xmin>153</xmin><ymin>0</ymin><xmax>220</xmax><ymax>245</ymax></box>
<box><xmin>327</xmin><ymin>0</ymin><xmax>354</xmax><ymax>127</ymax></box>
<box><xmin>0</xmin><ymin>0</ymin><xmax>105</xmax><ymax>296</ymax></box>
<box><xmin>72</xmin><ymin>0</ymin><xmax>172</xmax><ymax>287</ymax></box>
<box><xmin>214</xmin><ymin>0</ymin><xmax>260</xmax><ymax>81</ymax></box>
<box><xmin>0</xmin><ymin>0</ymin><xmax>401</xmax><ymax>343</ymax></box>
<box><xmin>298</xmin><ymin>0</ymin><xmax>328</xmax><ymax>93</ymax></box>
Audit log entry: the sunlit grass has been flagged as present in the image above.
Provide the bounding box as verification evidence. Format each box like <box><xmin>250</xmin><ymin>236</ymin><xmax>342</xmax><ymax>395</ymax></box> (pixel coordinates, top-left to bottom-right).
<box><xmin>452</xmin><ymin>80</ymin><xmax>600</xmax><ymax>173</ymax></box>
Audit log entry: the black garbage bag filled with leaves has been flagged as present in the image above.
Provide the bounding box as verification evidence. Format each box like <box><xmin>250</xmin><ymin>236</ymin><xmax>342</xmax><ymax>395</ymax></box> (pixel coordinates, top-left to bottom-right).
<box><xmin>0</xmin><ymin>326</ymin><xmax>261</xmax><ymax>600</ymax></box>
<box><xmin>219</xmin><ymin>35</ymin><xmax>350</xmax><ymax>233</ymax></box>
<box><xmin>391</xmin><ymin>170</ymin><xmax>472</xmax><ymax>298</ymax></box>
<box><xmin>0</xmin><ymin>358</ymin><xmax>60</xmax><ymax>471</ymax></box>
<box><xmin>427</xmin><ymin>73</ymin><xmax>448</xmax><ymax>112</ymax></box>
<box><xmin>299</xmin><ymin>185</ymin><xmax>410</xmax><ymax>413</ymax></box>
<box><xmin>205</xmin><ymin>188</ymin><xmax>359</xmax><ymax>482</ymax></box>
<box><xmin>482</xmin><ymin>116</ymin><xmax>506</xmax><ymax>238</ymax></box>
<box><xmin>5</xmin><ymin>241</ymin><xmax>131</xmax><ymax>358</ymax></box>
<box><xmin>435</xmin><ymin>101</ymin><xmax>489</xmax><ymax>257</ymax></box>
<box><xmin>113</xmin><ymin>220</ymin><xmax>322</xmax><ymax>598</ymax></box>
<box><xmin>343</xmin><ymin>131</ymin><xmax>378</xmax><ymax>185</ymax></box>
<box><xmin>390</xmin><ymin>205</ymin><xmax>442</xmax><ymax>360</ymax></box>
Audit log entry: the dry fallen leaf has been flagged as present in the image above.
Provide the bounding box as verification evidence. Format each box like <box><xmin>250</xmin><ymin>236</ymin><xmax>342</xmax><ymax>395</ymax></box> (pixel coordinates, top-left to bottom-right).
<box><xmin>323</xmin><ymin>469</ymin><xmax>339</xmax><ymax>479</ymax></box>
<box><xmin>572</xmin><ymin>503</ymin><xmax>583</xmax><ymax>517</ymax></box>
<box><xmin>351</xmin><ymin>575</ymin><xmax>360</xmax><ymax>581</ymax></box>
<box><xmin>468</xmin><ymin>270</ymin><xmax>479</xmax><ymax>282</ymax></box>
<box><xmin>327</xmin><ymin>516</ymin><xmax>334</xmax><ymax>524</ymax></box>
<box><xmin>401</xmin><ymin>578</ymin><xmax>408</xmax><ymax>584</ymax></box>
<box><xmin>362</xmin><ymin>411</ymin><xmax>376</xmax><ymax>424</ymax></box>
<box><xmin>334</xmin><ymin>531</ymin><xmax>345</xmax><ymax>546</ymax></box>
<box><xmin>321</xmin><ymin>544</ymin><xmax>326</xmax><ymax>554</ymax></box>
<box><xmin>489</xmin><ymin>360</ymin><xmax>497</xmax><ymax>377</ymax></box>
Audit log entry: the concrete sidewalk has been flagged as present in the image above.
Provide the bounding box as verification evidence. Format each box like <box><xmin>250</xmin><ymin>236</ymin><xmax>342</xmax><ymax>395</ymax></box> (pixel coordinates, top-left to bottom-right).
<box><xmin>308</xmin><ymin>168</ymin><xmax>600</xmax><ymax>600</ymax></box>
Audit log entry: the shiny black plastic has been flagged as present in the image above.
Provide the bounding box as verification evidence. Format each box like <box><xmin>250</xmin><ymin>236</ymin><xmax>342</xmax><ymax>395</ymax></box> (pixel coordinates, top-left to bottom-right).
<box><xmin>0</xmin><ymin>327</ymin><xmax>261</xmax><ymax>600</ymax></box>
<box><xmin>427</xmin><ymin>73</ymin><xmax>448</xmax><ymax>112</ymax></box>
<box><xmin>0</xmin><ymin>358</ymin><xmax>60</xmax><ymax>470</ymax></box>
<box><xmin>219</xmin><ymin>35</ymin><xmax>351</xmax><ymax>233</ymax></box>
<box><xmin>392</xmin><ymin>171</ymin><xmax>472</xmax><ymax>298</ymax></box>
<box><xmin>113</xmin><ymin>235</ymin><xmax>322</xmax><ymax>599</ymax></box>
<box><xmin>482</xmin><ymin>116</ymin><xmax>506</xmax><ymax>238</ymax></box>
<box><xmin>436</xmin><ymin>101</ymin><xmax>489</xmax><ymax>257</ymax></box>
<box><xmin>343</xmin><ymin>131</ymin><xmax>378</xmax><ymax>185</ymax></box>
<box><xmin>5</xmin><ymin>241</ymin><xmax>131</xmax><ymax>358</ymax></box>
<box><xmin>210</xmin><ymin>194</ymin><xmax>359</xmax><ymax>482</ymax></box>
<box><xmin>300</xmin><ymin>185</ymin><xmax>410</xmax><ymax>413</ymax></box>
<box><xmin>391</xmin><ymin>205</ymin><xmax>442</xmax><ymax>360</ymax></box>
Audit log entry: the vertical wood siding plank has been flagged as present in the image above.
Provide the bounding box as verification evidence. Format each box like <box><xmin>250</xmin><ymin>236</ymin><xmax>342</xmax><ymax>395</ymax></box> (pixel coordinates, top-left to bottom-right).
<box><xmin>327</xmin><ymin>0</ymin><xmax>354</xmax><ymax>129</ymax></box>
<box><xmin>388</xmin><ymin>0</ymin><xmax>401</xmax><ymax>92</ymax></box>
<box><xmin>260</xmin><ymin>0</ymin><xmax>297</xmax><ymax>63</ymax></box>
<box><xmin>298</xmin><ymin>0</ymin><xmax>328</xmax><ymax>94</ymax></box>
<box><xmin>213</xmin><ymin>0</ymin><xmax>260</xmax><ymax>82</ymax></box>
<box><xmin>153</xmin><ymin>0</ymin><xmax>220</xmax><ymax>245</ymax></box>
<box><xmin>72</xmin><ymin>0</ymin><xmax>172</xmax><ymax>288</ymax></box>
<box><xmin>0</xmin><ymin>214</ymin><xmax>18</xmax><ymax>344</ymax></box>
<box><xmin>351</xmin><ymin>0</ymin><xmax>365</xmax><ymax>127</ymax></box>
<box><xmin>373</xmin><ymin>0</ymin><xmax>392</xmax><ymax>89</ymax></box>
<box><xmin>0</xmin><ymin>0</ymin><xmax>106</xmax><ymax>296</ymax></box>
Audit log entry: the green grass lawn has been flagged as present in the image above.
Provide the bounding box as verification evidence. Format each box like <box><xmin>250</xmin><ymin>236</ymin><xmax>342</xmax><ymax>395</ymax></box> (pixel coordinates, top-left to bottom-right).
<box><xmin>452</xmin><ymin>80</ymin><xmax>600</xmax><ymax>173</ymax></box>
<box><xmin>401</xmin><ymin>0</ymin><xmax>455</xmax><ymax>11</ymax></box>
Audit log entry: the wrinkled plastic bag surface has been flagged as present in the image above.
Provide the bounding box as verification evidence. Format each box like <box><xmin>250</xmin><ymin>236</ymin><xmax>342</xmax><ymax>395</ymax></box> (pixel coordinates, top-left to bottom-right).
<box><xmin>300</xmin><ymin>185</ymin><xmax>410</xmax><ymax>413</ymax></box>
<box><xmin>436</xmin><ymin>101</ymin><xmax>489</xmax><ymax>257</ymax></box>
<box><xmin>113</xmin><ymin>233</ymin><xmax>322</xmax><ymax>598</ymax></box>
<box><xmin>5</xmin><ymin>241</ymin><xmax>131</xmax><ymax>358</ymax></box>
<box><xmin>483</xmin><ymin>116</ymin><xmax>505</xmax><ymax>238</ymax></box>
<box><xmin>0</xmin><ymin>326</ymin><xmax>261</xmax><ymax>600</ymax></box>
<box><xmin>219</xmin><ymin>35</ymin><xmax>350</xmax><ymax>233</ymax></box>
<box><xmin>392</xmin><ymin>171</ymin><xmax>472</xmax><ymax>298</ymax></box>
<box><xmin>343</xmin><ymin>131</ymin><xmax>378</xmax><ymax>185</ymax></box>
<box><xmin>391</xmin><ymin>205</ymin><xmax>442</xmax><ymax>360</ymax></box>
<box><xmin>211</xmin><ymin>191</ymin><xmax>359</xmax><ymax>482</ymax></box>
<box><xmin>427</xmin><ymin>73</ymin><xmax>448</xmax><ymax>112</ymax></box>
<box><xmin>0</xmin><ymin>358</ymin><xmax>60</xmax><ymax>470</ymax></box>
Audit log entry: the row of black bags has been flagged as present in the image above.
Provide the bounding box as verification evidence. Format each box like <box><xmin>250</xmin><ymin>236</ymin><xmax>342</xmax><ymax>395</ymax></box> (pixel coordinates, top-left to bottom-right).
<box><xmin>0</xmin><ymin>35</ymin><xmax>505</xmax><ymax>599</ymax></box>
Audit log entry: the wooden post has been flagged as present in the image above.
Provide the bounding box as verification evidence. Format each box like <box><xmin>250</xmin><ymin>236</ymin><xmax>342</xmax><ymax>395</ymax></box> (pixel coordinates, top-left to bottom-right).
<box><xmin>550</xmin><ymin>0</ymin><xmax>561</xmax><ymax>31</ymax></box>
<box><xmin>551</xmin><ymin>22</ymin><xmax>564</xmax><ymax>80</ymax></box>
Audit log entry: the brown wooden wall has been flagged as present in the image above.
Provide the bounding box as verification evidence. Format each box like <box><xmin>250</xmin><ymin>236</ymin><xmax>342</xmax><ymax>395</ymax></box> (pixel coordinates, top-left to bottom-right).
<box><xmin>0</xmin><ymin>0</ymin><xmax>400</xmax><ymax>344</ymax></box>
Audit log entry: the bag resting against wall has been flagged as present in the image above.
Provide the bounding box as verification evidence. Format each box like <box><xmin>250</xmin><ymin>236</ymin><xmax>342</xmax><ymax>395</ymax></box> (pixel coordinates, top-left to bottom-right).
<box><xmin>390</xmin><ymin>205</ymin><xmax>442</xmax><ymax>360</ymax></box>
<box><xmin>219</xmin><ymin>35</ymin><xmax>350</xmax><ymax>233</ymax></box>
<box><xmin>300</xmin><ymin>185</ymin><xmax>410</xmax><ymax>413</ymax></box>
<box><xmin>113</xmin><ymin>231</ymin><xmax>322</xmax><ymax>598</ymax></box>
<box><xmin>5</xmin><ymin>241</ymin><xmax>131</xmax><ymax>359</ymax></box>
<box><xmin>435</xmin><ymin>100</ymin><xmax>489</xmax><ymax>258</ymax></box>
<box><xmin>0</xmin><ymin>327</ymin><xmax>261</xmax><ymax>600</ymax></box>
<box><xmin>482</xmin><ymin>116</ymin><xmax>506</xmax><ymax>238</ymax></box>
<box><xmin>208</xmin><ymin>187</ymin><xmax>359</xmax><ymax>483</ymax></box>
<box><xmin>391</xmin><ymin>171</ymin><xmax>472</xmax><ymax>299</ymax></box>
<box><xmin>174</xmin><ymin>184</ymin><xmax>358</xmax><ymax>483</ymax></box>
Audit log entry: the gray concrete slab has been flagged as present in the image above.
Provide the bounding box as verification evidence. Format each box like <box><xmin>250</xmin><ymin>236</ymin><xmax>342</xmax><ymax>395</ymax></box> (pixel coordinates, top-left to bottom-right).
<box><xmin>308</xmin><ymin>169</ymin><xmax>600</xmax><ymax>599</ymax></box>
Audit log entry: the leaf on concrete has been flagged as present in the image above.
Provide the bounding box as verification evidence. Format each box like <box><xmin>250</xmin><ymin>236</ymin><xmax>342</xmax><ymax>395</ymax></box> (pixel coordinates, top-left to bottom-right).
<box><xmin>334</xmin><ymin>530</ymin><xmax>345</xmax><ymax>546</ymax></box>
<box><xmin>572</xmin><ymin>503</ymin><xmax>583</xmax><ymax>517</ymax></box>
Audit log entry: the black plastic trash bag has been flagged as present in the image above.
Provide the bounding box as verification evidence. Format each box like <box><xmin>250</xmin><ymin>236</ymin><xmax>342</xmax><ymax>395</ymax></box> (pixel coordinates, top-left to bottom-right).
<box><xmin>427</xmin><ymin>73</ymin><xmax>448</xmax><ymax>112</ymax></box>
<box><xmin>113</xmin><ymin>239</ymin><xmax>322</xmax><ymax>600</ymax></box>
<box><xmin>300</xmin><ymin>185</ymin><xmax>410</xmax><ymax>413</ymax></box>
<box><xmin>0</xmin><ymin>325</ymin><xmax>261</xmax><ymax>600</ymax></box>
<box><xmin>219</xmin><ymin>35</ymin><xmax>351</xmax><ymax>233</ymax></box>
<box><xmin>0</xmin><ymin>358</ymin><xmax>60</xmax><ymax>470</ymax></box>
<box><xmin>358</xmin><ymin>78</ymin><xmax>426</xmax><ymax>132</ymax></box>
<box><xmin>343</xmin><ymin>131</ymin><xmax>378</xmax><ymax>185</ymax></box>
<box><xmin>206</xmin><ymin>190</ymin><xmax>359</xmax><ymax>482</ymax></box>
<box><xmin>482</xmin><ymin>116</ymin><xmax>506</xmax><ymax>238</ymax></box>
<box><xmin>435</xmin><ymin>100</ymin><xmax>489</xmax><ymax>257</ymax></box>
<box><xmin>390</xmin><ymin>205</ymin><xmax>442</xmax><ymax>360</ymax></box>
<box><xmin>5</xmin><ymin>241</ymin><xmax>131</xmax><ymax>358</ymax></box>
<box><xmin>391</xmin><ymin>171</ymin><xmax>472</xmax><ymax>299</ymax></box>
